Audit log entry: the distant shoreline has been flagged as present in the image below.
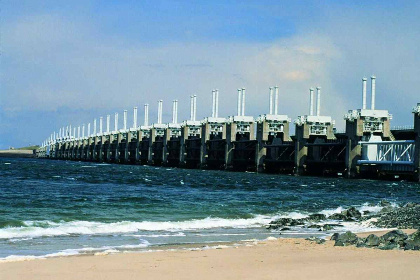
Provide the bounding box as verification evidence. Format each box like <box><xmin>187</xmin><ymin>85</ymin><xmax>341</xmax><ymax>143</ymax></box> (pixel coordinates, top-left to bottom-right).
<box><xmin>0</xmin><ymin>150</ymin><xmax>36</xmax><ymax>158</ymax></box>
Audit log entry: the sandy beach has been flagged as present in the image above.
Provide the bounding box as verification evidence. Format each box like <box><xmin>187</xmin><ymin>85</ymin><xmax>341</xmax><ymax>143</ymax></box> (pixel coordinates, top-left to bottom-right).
<box><xmin>1</xmin><ymin>235</ymin><xmax>419</xmax><ymax>280</ymax></box>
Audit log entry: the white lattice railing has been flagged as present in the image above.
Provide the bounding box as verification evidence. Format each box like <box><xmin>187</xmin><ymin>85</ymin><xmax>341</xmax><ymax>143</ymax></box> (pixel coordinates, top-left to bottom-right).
<box><xmin>358</xmin><ymin>140</ymin><xmax>415</xmax><ymax>165</ymax></box>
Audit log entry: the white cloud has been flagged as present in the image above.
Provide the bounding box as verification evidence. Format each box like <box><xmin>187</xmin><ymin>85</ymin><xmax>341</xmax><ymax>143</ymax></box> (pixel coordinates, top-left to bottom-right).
<box><xmin>2</xmin><ymin>15</ymin><xmax>348</xmax><ymax>128</ymax></box>
<box><xmin>2</xmin><ymin>2</ymin><xmax>419</xmax><ymax>148</ymax></box>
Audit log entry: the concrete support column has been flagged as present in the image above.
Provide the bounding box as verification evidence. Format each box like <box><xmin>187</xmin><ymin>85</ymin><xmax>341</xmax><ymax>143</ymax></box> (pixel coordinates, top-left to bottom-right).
<box><xmin>163</xmin><ymin>128</ymin><xmax>171</xmax><ymax>165</ymax></box>
<box><xmin>79</xmin><ymin>140</ymin><xmax>84</xmax><ymax>160</ymax></box>
<box><xmin>115</xmin><ymin>133</ymin><xmax>122</xmax><ymax>163</ymax></box>
<box><xmin>98</xmin><ymin>136</ymin><xmax>104</xmax><ymax>162</ymax></box>
<box><xmin>124</xmin><ymin>132</ymin><xmax>131</xmax><ymax>163</ymax></box>
<box><xmin>76</xmin><ymin>140</ymin><xmax>81</xmax><ymax>160</ymax></box>
<box><xmin>106</xmin><ymin>135</ymin><xmax>113</xmax><ymax>163</ymax></box>
<box><xmin>200</xmin><ymin>123</ymin><xmax>210</xmax><ymax>167</ymax></box>
<box><xmin>92</xmin><ymin>137</ymin><xmax>97</xmax><ymax>161</ymax></box>
<box><xmin>65</xmin><ymin>142</ymin><xmax>70</xmax><ymax>159</ymax></box>
<box><xmin>71</xmin><ymin>141</ymin><xmax>76</xmax><ymax>159</ymax></box>
<box><xmin>414</xmin><ymin>104</ymin><xmax>420</xmax><ymax>182</ymax></box>
<box><xmin>88</xmin><ymin>137</ymin><xmax>94</xmax><ymax>161</ymax></box>
<box><xmin>256</xmin><ymin>121</ymin><xmax>268</xmax><ymax>172</ymax></box>
<box><xmin>148</xmin><ymin>129</ymin><xmax>157</xmax><ymax>164</ymax></box>
<box><xmin>294</xmin><ymin>125</ymin><xmax>308</xmax><ymax>175</ymax></box>
<box><xmin>345</xmin><ymin>119</ymin><xmax>363</xmax><ymax>178</ymax></box>
<box><xmin>179</xmin><ymin>127</ymin><xmax>188</xmax><ymax>166</ymax></box>
<box><xmin>135</xmin><ymin>131</ymin><xmax>141</xmax><ymax>163</ymax></box>
<box><xmin>225</xmin><ymin>123</ymin><xmax>236</xmax><ymax>169</ymax></box>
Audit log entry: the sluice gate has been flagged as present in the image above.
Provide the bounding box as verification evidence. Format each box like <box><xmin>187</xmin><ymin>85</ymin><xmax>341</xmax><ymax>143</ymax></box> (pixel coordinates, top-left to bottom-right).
<box><xmin>358</xmin><ymin>140</ymin><xmax>416</xmax><ymax>178</ymax></box>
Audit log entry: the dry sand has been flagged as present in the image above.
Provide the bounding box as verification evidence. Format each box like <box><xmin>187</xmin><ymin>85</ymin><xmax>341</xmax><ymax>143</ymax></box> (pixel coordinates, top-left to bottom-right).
<box><xmin>1</xmin><ymin>237</ymin><xmax>419</xmax><ymax>280</ymax></box>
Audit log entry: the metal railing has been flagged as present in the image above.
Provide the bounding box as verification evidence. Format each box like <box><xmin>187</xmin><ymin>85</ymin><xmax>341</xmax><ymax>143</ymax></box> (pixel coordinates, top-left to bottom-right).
<box><xmin>358</xmin><ymin>140</ymin><xmax>416</xmax><ymax>165</ymax></box>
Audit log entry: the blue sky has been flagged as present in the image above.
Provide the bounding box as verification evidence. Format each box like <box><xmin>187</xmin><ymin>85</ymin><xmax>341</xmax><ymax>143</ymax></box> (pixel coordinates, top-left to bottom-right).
<box><xmin>1</xmin><ymin>0</ymin><xmax>419</xmax><ymax>148</ymax></box>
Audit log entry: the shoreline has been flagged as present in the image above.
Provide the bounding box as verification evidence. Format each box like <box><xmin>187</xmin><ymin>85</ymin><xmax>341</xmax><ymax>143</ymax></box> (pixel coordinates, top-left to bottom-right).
<box><xmin>0</xmin><ymin>229</ymin><xmax>416</xmax><ymax>263</ymax></box>
<box><xmin>0</xmin><ymin>150</ymin><xmax>35</xmax><ymax>158</ymax></box>
<box><xmin>1</xmin><ymin>232</ymin><xmax>419</xmax><ymax>280</ymax></box>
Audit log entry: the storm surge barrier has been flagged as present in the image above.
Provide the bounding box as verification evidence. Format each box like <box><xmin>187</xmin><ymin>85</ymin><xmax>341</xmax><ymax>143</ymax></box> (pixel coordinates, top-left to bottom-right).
<box><xmin>37</xmin><ymin>78</ymin><xmax>420</xmax><ymax>182</ymax></box>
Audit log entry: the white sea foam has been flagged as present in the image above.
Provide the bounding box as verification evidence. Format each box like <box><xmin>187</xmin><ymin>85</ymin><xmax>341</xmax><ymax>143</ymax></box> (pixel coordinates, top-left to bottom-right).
<box><xmin>358</xmin><ymin>203</ymin><xmax>383</xmax><ymax>214</ymax></box>
<box><xmin>125</xmin><ymin>232</ymin><xmax>186</xmax><ymax>238</ymax></box>
<box><xmin>0</xmin><ymin>240</ymin><xmax>150</xmax><ymax>262</ymax></box>
<box><xmin>265</xmin><ymin>236</ymin><xmax>277</xmax><ymax>241</ymax></box>
<box><xmin>337</xmin><ymin>221</ymin><xmax>383</xmax><ymax>233</ymax></box>
<box><xmin>0</xmin><ymin>215</ymin><xmax>279</xmax><ymax>239</ymax></box>
<box><xmin>319</xmin><ymin>206</ymin><xmax>345</xmax><ymax>216</ymax></box>
<box><xmin>194</xmin><ymin>233</ymin><xmax>247</xmax><ymax>237</ymax></box>
<box><xmin>319</xmin><ymin>202</ymin><xmax>389</xmax><ymax>217</ymax></box>
<box><xmin>279</xmin><ymin>212</ymin><xmax>309</xmax><ymax>219</ymax></box>
<box><xmin>8</xmin><ymin>237</ymin><xmax>33</xmax><ymax>243</ymax></box>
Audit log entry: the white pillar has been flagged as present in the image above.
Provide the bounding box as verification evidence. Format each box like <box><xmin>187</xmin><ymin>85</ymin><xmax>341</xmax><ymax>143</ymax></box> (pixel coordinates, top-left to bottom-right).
<box><xmin>133</xmin><ymin>107</ymin><xmax>138</xmax><ymax>129</ymax></box>
<box><xmin>371</xmin><ymin>76</ymin><xmax>376</xmax><ymax>110</ymax></box>
<box><xmin>88</xmin><ymin>123</ymin><xmax>91</xmax><ymax>137</ymax></box>
<box><xmin>73</xmin><ymin>127</ymin><xmax>76</xmax><ymax>139</ymax></box>
<box><xmin>212</xmin><ymin>90</ymin><xmax>216</xmax><ymax>118</ymax></box>
<box><xmin>172</xmin><ymin>100</ymin><xmax>178</xmax><ymax>124</ymax></box>
<box><xmin>175</xmin><ymin>100</ymin><xmax>179</xmax><ymax>123</ymax></box>
<box><xmin>123</xmin><ymin>110</ymin><xmax>127</xmax><ymax>130</ymax></box>
<box><xmin>274</xmin><ymin>86</ymin><xmax>279</xmax><ymax>115</ymax></box>
<box><xmin>59</xmin><ymin>128</ymin><xmax>62</xmax><ymax>139</ymax></box>
<box><xmin>69</xmin><ymin>125</ymin><xmax>72</xmax><ymax>138</ymax></box>
<box><xmin>106</xmin><ymin>115</ymin><xmax>110</xmax><ymax>133</ymax></box>
<box><xmin>362</xmin><ymin>77</ymin><xmax>367</xmax><ymax>110</ymax></box>
<box><xmin>77</xmin><ymin>126</ymin><xmax>80</xmax><ymax>139</ymax></box>
<box><xmin>99</xmin><ymin>117</ymin><xmax>103</xmax><ymax>134</ymax></box>
<box><xmin>237</xmin><ymin>89</ymin><xmax>242</xmax><ymax>116</ymax></box>
<box><xmin>215</xmin><ymin>89</ymin><xmax>219</xmax><ymax>118</ymax></box>
<box><xmin>241</xmin><ymin>88</ymin><xmax>246</xmax><ymax>116</ymax></box>
<box><xmin>316</xmin><ymin>87</ymin><xmax>321</xmax><ymax>116</ymax></box>
<box><xmin>190</xmin><ymin>95</ymin><xmax>194</xmax><ymax>121</ymax></box>
<box><xmin>269</xmin><ymin>87</ymin><xmax>273</xmax><ymax>114</ymax></box>
<box><xmin>93</xmin><ymin>119</ymin><xmax>97</xmax><ymax>135</ymax></box>
<box><xmin>144</xmin><ymin>104</ymin><xmax>149</xmax><ymax>126</ymax></box>
<box><xmin>158</xmin><ymin>100</ymin><xmax>163</xmax><ymax>124</ymax></box>
<box><xmin>193</xmin><ymin>95</ymin><xmax>197</xmax><ymax>121</ymax></box>
<box><xmin>172</xmin><ymin>100</ymin><xmax>176</xmax><ymax>123</ymax></box>
<box><xmin>309</xmin><ymin>88</ymin><xmax>314</xmax><ymax>115</ymax></box>
<box><xmin>82</xmin><ymin>124</ymin><xmax>85</xmax><ymax>138</ymax></box>
<box><xmin>114</xmin><ymin>113</ymin><xmax>118</xmax><ymax>131</ymax></box>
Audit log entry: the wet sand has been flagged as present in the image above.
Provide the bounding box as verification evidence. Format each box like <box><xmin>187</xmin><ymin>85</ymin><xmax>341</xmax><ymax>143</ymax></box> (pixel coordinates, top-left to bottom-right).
<box><xmin>1</xmin><ymin>235</ymin><xmax>419</xmax><ymax>280</ymax></box>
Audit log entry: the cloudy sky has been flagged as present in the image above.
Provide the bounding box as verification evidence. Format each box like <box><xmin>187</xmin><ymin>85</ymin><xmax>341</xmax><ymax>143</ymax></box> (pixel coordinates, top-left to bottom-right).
<box><xmin>1</xmin><ymin>0</ymin><xmax>419</xmax><ymax>148</ymax></box>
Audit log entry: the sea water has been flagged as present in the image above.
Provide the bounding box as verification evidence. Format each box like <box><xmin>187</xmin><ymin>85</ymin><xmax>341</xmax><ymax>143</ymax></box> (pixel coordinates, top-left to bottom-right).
<box><xmin>1</xmin><ymin>158</ymin><xmax>419</xmax><ymax>260</ymax></box>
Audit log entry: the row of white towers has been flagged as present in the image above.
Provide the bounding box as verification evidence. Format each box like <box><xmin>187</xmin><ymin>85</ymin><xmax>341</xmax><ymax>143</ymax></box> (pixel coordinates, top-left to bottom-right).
<box><xmin>41</xmin><ymin>85</ymin><xmax>300</xmax><ymax>146</ymax></box>
<box><xmin>44</xmin><ymin>78</ymin><xmax>379</xmax><ymax>147</ymax></box>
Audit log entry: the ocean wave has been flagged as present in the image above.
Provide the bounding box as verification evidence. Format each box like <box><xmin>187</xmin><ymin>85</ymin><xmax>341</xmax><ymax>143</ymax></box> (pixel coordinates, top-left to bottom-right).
<box><xmin>0</xmin><ymin>215</ymin><xmax>278</xmax><ymax>240</ymax></box>
<box><xmin>0</xmin><ymin>202</ymin><xmax>398</xmax><ymax>240</ymax></box>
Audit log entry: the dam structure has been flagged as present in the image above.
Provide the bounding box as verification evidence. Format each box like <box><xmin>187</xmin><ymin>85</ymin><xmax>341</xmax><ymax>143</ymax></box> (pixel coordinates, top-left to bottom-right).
<box><xmin>37</xmin><ymin>77</ymin><xmax>420</xmax><ymax>182</ymax></box>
